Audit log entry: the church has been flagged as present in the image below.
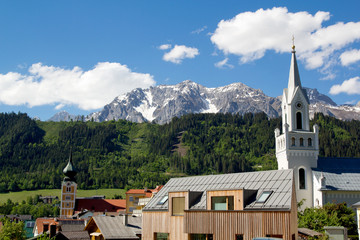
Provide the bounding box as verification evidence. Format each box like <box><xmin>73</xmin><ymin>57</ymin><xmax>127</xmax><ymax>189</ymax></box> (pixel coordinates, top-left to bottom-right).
<box><xmin>275</xmin><ymin>44</ymin><xmax>360</xmax><ymax>209</ymax></box>
<box><xmin>60</xmin><ymin>151</ymin><xmax>126</xmax><ymax>218</ymax></box>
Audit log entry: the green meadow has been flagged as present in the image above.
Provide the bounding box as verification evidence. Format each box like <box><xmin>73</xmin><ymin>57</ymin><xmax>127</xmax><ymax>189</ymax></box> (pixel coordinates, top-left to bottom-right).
<box><xmin>0</xmin><ymin>189</ymin><xmax>126</xmax><ymax>204</ymax></box>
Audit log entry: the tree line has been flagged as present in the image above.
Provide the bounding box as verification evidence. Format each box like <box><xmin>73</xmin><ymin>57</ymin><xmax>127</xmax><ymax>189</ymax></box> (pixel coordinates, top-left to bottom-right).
<box><xmin>0</xmin><ymin>112</ymin><xmax>359</xmax><ymax>192</ymax></box>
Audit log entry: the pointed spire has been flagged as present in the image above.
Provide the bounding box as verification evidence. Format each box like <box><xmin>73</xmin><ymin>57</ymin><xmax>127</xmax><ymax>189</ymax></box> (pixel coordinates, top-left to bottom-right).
<box><xmin>63</xmin><ymin>148</ymin><xmax>77</xmax><ymax>181</ymax></box>
<box><xmin>287</xmin><ymin>38</ymin><xmax>302</xmax><ymax>102</ymax></box>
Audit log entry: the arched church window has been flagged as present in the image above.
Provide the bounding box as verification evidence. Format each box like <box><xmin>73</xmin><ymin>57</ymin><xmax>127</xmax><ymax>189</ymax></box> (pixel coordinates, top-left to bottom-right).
<box><xmin>291</xmin><ymin>137</ymin><xmax>295</xmax><ymax>146</ymax></box>
<box><xmin>296</xmin><ymin>112</ymin><xmax>302</xmax><ymax>129</ymax></box>
<box><xmin>300</xmin><ymin>138</ymin><xmax>304</xmax><ymax>146</ymax></box>
<box><xmin>299</xmin><ymin>168</ymin><xmax>306</xmax><ymax>189</ymax></box>
<box><xmin>308</xmin><ymin>138</ymin><xmax>312</xmax><ymax>146</ymax></box>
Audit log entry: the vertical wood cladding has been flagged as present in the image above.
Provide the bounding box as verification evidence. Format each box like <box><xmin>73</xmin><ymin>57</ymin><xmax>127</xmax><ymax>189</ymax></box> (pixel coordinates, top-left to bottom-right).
<box><xmin>143</xmin><ymin>210</ymin><xmax>296</xmax><ymax>240</ymax></box>
<box><xmin>185</xmin><ymin>211</ymin><xmax>294</xmax><ymax>240</ymax></box>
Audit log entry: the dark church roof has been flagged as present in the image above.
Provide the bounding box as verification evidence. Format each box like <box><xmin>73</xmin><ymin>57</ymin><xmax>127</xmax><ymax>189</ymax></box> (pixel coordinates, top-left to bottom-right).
<box><xmin>313</xmin><ymin>157</ymin><xmax>360</xmax><ymax>191</ymax></box>
<box><xmin>316</xmin><ymin>157</ymin><xmax>360</xmax><ymax>172</ymax></box>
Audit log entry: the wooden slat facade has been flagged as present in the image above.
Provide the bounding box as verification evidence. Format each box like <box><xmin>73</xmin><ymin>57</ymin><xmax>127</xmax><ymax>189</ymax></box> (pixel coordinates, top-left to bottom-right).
<box><xmin>185</xmin><ymin>210</ymin><xmax>294</xmax><ymax>240</ymax></box>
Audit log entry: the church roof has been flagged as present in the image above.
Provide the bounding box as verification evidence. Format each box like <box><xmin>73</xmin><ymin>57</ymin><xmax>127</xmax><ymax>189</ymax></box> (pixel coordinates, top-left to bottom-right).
<box><xmin>144</xmin><ymin>169</ymin><xmax>294</xmax><ymax>211</ymax></box>
<box><xmin>313</xmin><ymin>157</ymin><xmax>360</xmax><ymax>191</ymax></box>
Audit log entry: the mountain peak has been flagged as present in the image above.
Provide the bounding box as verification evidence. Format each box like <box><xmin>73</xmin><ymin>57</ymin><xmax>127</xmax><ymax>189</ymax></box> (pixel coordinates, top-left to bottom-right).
<box><xmin>49</xmin><ymin>81</ymin><xmax>360</xmax><ymax>123</ymax></box>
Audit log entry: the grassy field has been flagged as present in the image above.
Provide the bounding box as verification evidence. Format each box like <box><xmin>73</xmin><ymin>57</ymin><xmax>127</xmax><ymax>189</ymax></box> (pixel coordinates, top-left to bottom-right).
<box><xmin>0</xmin><ymin>189</ymin><xmax>126</xmax><ymax>204</ymax></box>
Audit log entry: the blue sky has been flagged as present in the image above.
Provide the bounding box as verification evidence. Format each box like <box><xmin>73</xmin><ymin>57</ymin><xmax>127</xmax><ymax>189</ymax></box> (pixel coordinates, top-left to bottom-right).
<box><xmin>0</xmin><ymin>0</ymin><xmax>360</xmax><ymax>120</ymax></box>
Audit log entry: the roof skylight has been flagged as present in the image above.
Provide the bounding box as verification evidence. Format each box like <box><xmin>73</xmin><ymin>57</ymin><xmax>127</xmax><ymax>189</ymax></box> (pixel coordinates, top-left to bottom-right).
<box><xmin>157</xmin><ymin>195</ymin><xmax>168</xmax><ymax>205</ymax></box>
<box><xmin>256</xmin><ymin>191</ymin><xmax>272</xmax><ymax>203</ymax></box>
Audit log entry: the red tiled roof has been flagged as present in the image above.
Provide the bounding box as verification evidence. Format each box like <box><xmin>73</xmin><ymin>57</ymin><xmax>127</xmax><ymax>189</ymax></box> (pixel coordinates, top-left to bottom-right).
<box><xmin>75</xmin><ymin>199</ymin><xmax>126</xmax><ymax>213</ymax></box>
<box><xmin>126</xmin><ymin>186</ymin><xmax>164</xmax><ymax>197</ymax></box>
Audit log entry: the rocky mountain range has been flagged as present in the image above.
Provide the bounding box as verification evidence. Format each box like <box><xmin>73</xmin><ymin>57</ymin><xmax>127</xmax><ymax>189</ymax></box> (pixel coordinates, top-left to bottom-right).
<box><xmin>49</xmin><ymin>80</ymin><xmax>360</xmax><ymax>124</ymax></box>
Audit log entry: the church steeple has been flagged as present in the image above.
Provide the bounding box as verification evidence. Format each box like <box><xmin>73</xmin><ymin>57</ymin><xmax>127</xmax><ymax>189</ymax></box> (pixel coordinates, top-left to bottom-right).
<box><xmin>275</xmin><ymin>42</ymin><xmax>319</xmax><ymax>209</ymax></box>
<box><xmin>60</xmin><ymin>149</ymin><xmax>78</xmax><ymax>218</ymax></box>
<box><xmin>63</xmin><ymin>149</ymin><xmax>77</xmax><ymax>182</ymax></box>
<box><xmin>287</xmin><ymin>45</ymin><xmax>302</xmax><ymax>102</ymax></box>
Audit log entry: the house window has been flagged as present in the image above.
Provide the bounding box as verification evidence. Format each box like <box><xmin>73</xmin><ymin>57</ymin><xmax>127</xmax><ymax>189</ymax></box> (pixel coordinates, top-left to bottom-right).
<box><xmin>296</xmin><ymin>112</ymin><xmax>302</xmax><ymax>129</ymax></box>
<box><xmin>291</xmin><ymin>137</ymin><xmax>295</xmax><ymax>146</ymax></box>
<box><xmin>66</xmin><ymin>186</ymin><xmax>71</xmax><ymax>192</ymax></box>
<box><xmin>211</xmin><ymin>196</ymin><xmax>234</xmax><ymax>210</ymax></box>
<box><xmin>235</xmin><ymin>234</ymin><xmax>243</xmax><ymax>240</ymax></box>
<box><xmin>65</xmin><ymin>196</ymin><xmax>71</xmax><ymax>200</ymax></box>
<box><xmin>155</xmin><ymin>233</ymin><xmax>169</xmax><ymax>240</ymax></box>
<box><xmin>190</xmin><ymin>234</ymin><xmax>213</xmax><ymax>240</ymax></box>
<box><xmin>299</xmin><ymin>168</ymin><xmax>306</xmax><ymax>189</ymax></box>
<box><xmin>308</xmin><ymin>138</ymin><xmax>312</xmax><ymax>146</ymax></box>
<box><xmin>129</xmin><ymin>207</ymin><xmax>135</xmax><ymax>213</ymax></box>
<box><xmin>129</xmin><ymin>196</ymin><xmax>134</xmax><ymax>202</ymax></box>
<box><xmin>256</xmin><ymin>191</ymin><xmax>272</xmax><ymax>203</ymax></box>
<box><xmin>157</xmin><ymin>196</ymin><xmax>168</xmax><ymax>205</ymax></box>
<box><xmin>172</xmin><ymin>197</ymin><xmax>185</xmax><ymax>216</ymax></box>
<box><xmin>300</xmin><ymin>138</ymin><xmax>304</xmax><ymax>146</ymax></box>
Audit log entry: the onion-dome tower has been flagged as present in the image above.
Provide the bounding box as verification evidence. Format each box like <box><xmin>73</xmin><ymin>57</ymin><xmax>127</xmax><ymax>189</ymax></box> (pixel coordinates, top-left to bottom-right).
<box><xmin>60</xmin><ymin>150</ymin><xmax>78</xmax><ymax>218</ymax></box>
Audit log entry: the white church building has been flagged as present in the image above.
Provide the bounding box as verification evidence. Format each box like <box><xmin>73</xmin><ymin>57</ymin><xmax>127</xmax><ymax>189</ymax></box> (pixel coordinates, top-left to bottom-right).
<box><xmin>275</xmin><ymin>45</ymin><xmax>360</xmax><ymax>209</ymax></box>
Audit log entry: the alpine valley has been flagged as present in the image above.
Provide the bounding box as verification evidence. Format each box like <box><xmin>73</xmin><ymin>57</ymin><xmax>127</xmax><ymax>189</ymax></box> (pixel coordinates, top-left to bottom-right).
<box><xmin>50</xmin><ymin>80</ymin><xmax>360</xmax><ymax>124</ymax></box>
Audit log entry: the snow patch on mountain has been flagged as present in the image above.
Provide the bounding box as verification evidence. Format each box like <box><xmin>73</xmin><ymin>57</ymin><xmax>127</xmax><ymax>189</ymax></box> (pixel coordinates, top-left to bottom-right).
<box><xmin>134</xmin><ymin>90</ymin><xmax>157</xmax><ymax>121</ymax></box>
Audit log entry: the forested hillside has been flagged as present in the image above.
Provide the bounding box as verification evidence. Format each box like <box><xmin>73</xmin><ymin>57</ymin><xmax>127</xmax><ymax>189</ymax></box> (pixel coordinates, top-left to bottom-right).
<box><xmin>0</xmin><ymin>112</ymin><xmax>359</xmax><ymax>193</ymax></box>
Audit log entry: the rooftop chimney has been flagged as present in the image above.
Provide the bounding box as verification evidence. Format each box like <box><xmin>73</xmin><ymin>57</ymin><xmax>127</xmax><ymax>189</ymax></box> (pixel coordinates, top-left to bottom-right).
<box><xmin>122</xmin><ymin>214</ymin><xmax>128</xmax><ymax>226</ymax></box>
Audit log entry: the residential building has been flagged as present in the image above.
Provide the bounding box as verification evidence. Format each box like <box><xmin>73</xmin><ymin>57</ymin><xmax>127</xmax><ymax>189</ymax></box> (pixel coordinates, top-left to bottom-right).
<box><xmin>126</xmin><ymin>186</ymin><xmax>162</xmax><ymax>214</ymax></box>
<box><xmin>84</xmin><ymin>215</ymin><xmax>141</xmax><ymax>240</ymax></box>
<box><xmin>142</xmin><ymin>169</ymin><xmax>297</xmax><ymax>240</ymax></box>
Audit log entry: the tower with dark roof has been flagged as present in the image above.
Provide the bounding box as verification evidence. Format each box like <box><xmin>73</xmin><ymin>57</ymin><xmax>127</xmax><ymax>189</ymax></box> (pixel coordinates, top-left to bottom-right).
<box><xmin>60</xmin><ymin>150</ymin><xmax>78</xmax><ymax>218</ymax></box>
<box><xmin>275</xmin><ymin>44</ymin><xmax>319</xmax><ymax>208</ymax></box>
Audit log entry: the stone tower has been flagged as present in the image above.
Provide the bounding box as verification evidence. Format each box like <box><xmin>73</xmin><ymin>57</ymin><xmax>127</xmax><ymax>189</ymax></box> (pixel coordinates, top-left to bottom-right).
<box><xmin>60</xmin><ymin>150</ymin><xmax>77</xmax><ymax>218</ymax></box>
<box><xmin>275</xmin><ymin>45</ymin><xmax>319</xmax><ymax>208</ymax></box>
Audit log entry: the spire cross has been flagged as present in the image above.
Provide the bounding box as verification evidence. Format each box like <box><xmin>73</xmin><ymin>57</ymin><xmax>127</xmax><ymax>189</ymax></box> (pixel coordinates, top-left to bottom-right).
<box><xmin>292</xmin><ymin>35</ymin><xmax>295</xmax><ymax>51</ymax></box>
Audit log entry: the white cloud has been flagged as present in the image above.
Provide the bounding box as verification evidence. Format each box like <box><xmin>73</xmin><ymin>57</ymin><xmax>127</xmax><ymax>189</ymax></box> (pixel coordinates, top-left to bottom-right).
<box><xmin>330</xmin><ymin>77</ymin><xmax>360</xmax><ymax>95</ymax></box>
<box><xmin>158</xmin><ymin>44</ymin><xmax>172</xmax><ymax>50</ymax></box>
<box><xmin>191</xmin><ymin>26</ymin><xmax>207</xmax><ymax>34</ymax></box>
<box><xmin>0</xmin><ymin>62</ymin><xmax>155</xmax><ymax>110</ymax></box>
<box><xmin>340</xmin><ymin>49</ymin><xmax>360</xmax><ymax>66</ymax></box>
<box><xmin>211</xmin><ymin>7</ymin><xmax>360</xmax><ymax>71</ymax></box>
<box><xmin>162</xmin><ymin>45</ymin><xmax>199</xmax><ymax>64</ymax></box>
<box><xmin>215</xmin><ymin>58</ymin><xmax>234</xmax><ymax>69</ymax></box>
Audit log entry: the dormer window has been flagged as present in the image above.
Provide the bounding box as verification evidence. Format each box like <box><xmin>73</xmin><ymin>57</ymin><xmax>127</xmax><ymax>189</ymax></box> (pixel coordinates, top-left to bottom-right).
<box><xmin>211</xmin><ymin>196</ymin><xmax>234</xmax><ymax>210</ymax></box>
<box><xmin>256</xmin><ymin>191</ymin><xmax>272</xmax><ymax>203</ymax></box>
<box><xmin>172</xmin><ymin>197</ymin><xmax>185</xmax><ymax>216</ymax></box>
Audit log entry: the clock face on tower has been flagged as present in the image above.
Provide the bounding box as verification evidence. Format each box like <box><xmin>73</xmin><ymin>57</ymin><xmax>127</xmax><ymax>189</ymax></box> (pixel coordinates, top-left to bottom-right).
<box><xmin>296</xmin><ymin>101</ymin><xmax>303</xmax><ymax>109</ymax></box>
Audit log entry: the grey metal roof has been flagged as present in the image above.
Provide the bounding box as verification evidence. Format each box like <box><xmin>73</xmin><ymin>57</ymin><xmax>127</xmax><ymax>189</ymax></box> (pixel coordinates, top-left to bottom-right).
<box><xmin>313</xmin><ymin>157</ymin><xmax>360</xmax><ymax>191</ymax></box>
<box><xmin>143</xmin><ymin>169</ymin><xmax>294</xmax><ymax>211</ymax></box>
<box><xmin>92</xmin><ymin>215</ymin><xmax>141</xmax><ymax>239</ymax></box>
<box><xmin>57</xmin><ymin>231</ymin><xmax>90</xmax><ymax>240</ymax></box>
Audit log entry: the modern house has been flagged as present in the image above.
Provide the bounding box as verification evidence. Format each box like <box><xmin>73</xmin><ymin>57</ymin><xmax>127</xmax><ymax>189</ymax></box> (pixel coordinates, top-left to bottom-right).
<box><xmin>142</xmin><ymin>169</ymin><xmax>297</xmax><ymax>240</ymax></box>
